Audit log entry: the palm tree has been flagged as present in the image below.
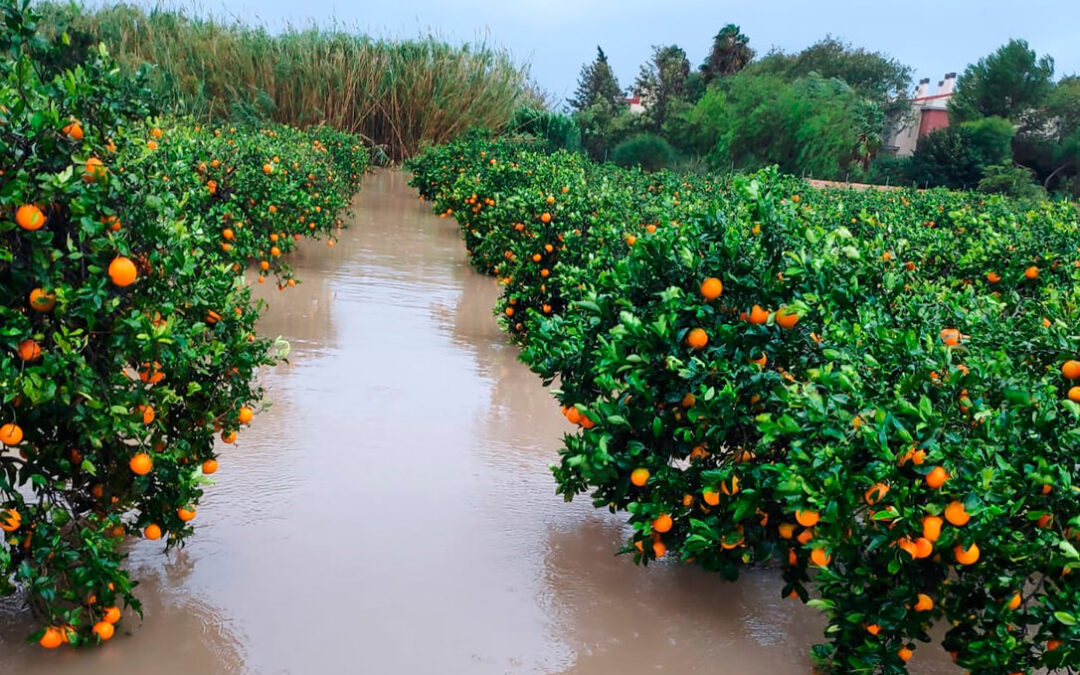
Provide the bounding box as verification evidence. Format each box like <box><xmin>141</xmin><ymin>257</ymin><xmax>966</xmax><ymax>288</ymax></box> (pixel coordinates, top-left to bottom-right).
<box><xmin>701</xmin><ymin>24</ymin><xmax>754</xmax><ymax>85</ymax></box>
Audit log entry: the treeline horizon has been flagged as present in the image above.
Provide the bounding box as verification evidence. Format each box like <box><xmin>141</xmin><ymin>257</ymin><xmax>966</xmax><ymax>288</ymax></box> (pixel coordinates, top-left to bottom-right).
<box><xmin>38</xmin><ymin>2</ymin><xmax>1079</xmax><ymax>197</ymax></box>
<box><xmin>562</xmin><ymin>25</ymin><xmax>1078</xmax><ymax>198</ymax></box>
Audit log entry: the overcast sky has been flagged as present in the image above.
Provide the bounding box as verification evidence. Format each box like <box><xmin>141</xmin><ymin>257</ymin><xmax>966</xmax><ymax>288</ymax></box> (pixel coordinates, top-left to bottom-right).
<box><xmin>106</xmin><ymin>0</ymin><xmax>1079</xmax><ymax>107</ymax></box>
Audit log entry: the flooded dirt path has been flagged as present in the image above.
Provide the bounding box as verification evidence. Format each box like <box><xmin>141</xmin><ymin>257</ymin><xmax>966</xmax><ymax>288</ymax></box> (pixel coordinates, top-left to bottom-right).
<box><xmin>0</xmin><ymin>171</ymin><xmax>958</xmax><ymax>675</ymax></box>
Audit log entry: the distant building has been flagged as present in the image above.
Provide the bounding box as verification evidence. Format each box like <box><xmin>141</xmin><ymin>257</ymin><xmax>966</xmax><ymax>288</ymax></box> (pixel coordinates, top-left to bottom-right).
<box><xmin>626</xmin><ymin>96</ymin><xmax>646</xmax><ymax>114</ymax></box>
<box><xmin>885</xmin><ymin>72</ymin><xmax>957</xmax><ymax>157</ymax></box>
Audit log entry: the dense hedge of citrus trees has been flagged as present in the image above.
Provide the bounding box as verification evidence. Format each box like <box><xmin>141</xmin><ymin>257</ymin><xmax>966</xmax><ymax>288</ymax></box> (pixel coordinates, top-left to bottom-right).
<box><xmin>408</xmin><ymin>133</ymin><xmax>1080</xmax><ymax>674</ymax></box>
<box><xmin>1</xmin><ymin>2</ymin><xmax>366</xmax><ymax>648</ymax></box>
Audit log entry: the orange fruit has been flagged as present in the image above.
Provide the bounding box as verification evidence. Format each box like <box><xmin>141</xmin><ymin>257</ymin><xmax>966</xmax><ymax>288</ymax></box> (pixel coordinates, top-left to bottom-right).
<box><xmin>0</xmin><ymin>423</ymin><xmax>24</xmax><ymax>446</ymax></box>
<box><xmin>1006</xmin><ymin>592</ymin><xmax>1021</xmax><ymax>611</ymax></box>
<box><xmin>29</xmin><ymin>288</ymin><xmax>56</xmax><ymax>312</ymax></box>
<box><xmin>775</xmin><ymin>307</ymin><xmax>799</xmax><ymax>329</ymax></box>
<box><xmin>681</xmin><ymin>393</ymin><xmax>696</xmax><ymax>408</ymax></box>
<box><xmin>1047</xmin><ymin>639</ymin><xmax>1062</xmax><ymax>651</ymax></box>
<box><xmin>954</xmin><ymin>542</ymin><xmax>980</xmax><ymax>565</ymax></box>
<box><xmin>720</xmin><ymin>476</ymin><xmax>739</xmax><ymax>496</ymax></box>
<box><xmin>1063</xmin><ymin>360</ymin><xmax>1080</xmax><ymax>380</ymax></box>
<box><xmin>177</xmin><ymin>507</ymin><xmax>197</xmax><ymax>522</ymax></box>
<box><xmin>795</xmin><ymin>510</ymin><xmax>820</xmax><ymax>528</ymax></box>
<box><xmin>17</xmin><ymin>339</ymin><xmax>41</xmax><ymax>362</ymax></box>
<box><xmin>540</xmin><ymin>212</ymin><xmax>551</xmax><ymax>223</ymax></box>
<box><xmin>91</xmin><ymin>621</ymin><xmax>114</xmax><ymax>641</ymax></box>
<box><xmin>866</xmin><ymin>624</ymin><xmax>881</xmax><ymax>636</ymax></box>
<box><xmin>83</xmin><ymin>157</ymin><xmax>106</xmax><ymax>182</ymax></box>
<box><xmin>238</xmin><ymin>406</ymin><xmax>254</xmax><ymax>424</ymax></box>
<box><xmin>898</xmin><ymin>647</ymin><xmax>913</xmax><ymax>662</ymax></box>
<box><xmin>62</xmin><ymin>120</ymin><xmax>84</xmax><ymax>140</ymax></box>
<box><xmin>108</xmin><ymin>256</ymin><xmax>138</xmax><ymax>287</ymax></box>
<box><xmin>1025</xmin><ymin>266</ymin><xmax>1039</xmax><ymax>279</ymax></box>
<box><xmin>1069</xmin><ymin>386</ymin><xmax>1080</xmax><ymax>403</ymax></box>
<box><xmin>748</xmin><ymin>304</ymin><xmax>769</xmax><ymax>325</ymax></box>
<box><xmin>797</xmin><ymin>528</ymin><xmax>814</xmax><ymax>545</ymax></box>
<box><xmin>778</xmin><ymin>523</ymin><xmax>796</xmax><ymax>539</ymax></box>
<box><xmin>749</xmin><ymin>352</ymin><xmax>767</xmax><ymax>367</ymax></box>
<box><xmin>625</xmin><ymin>234</ymin><xmax>636</xmax><ymax>246</ymax></box>
<box><xmin>864</xmin><ymin>482</ymin><xmax>889</xmax><ymax>505</ymax></box>
<box><xmin>653</xmin><ymin>514</ymin><xmax>673</xmax><ymax>533</ymax></box>
<box><xmin>702</xmin><ymin>489</ymin><xmax>720</xmax><ymax>506</ymax></box>
<box><xmin>129</xmin><ymin>453</ymin><xmax>152</xmax><ymax>475</ymax></box>
<box><xmin>925</xmin><ymin>466</ymin><xmax>948</xmax><ymax>489</ymax></box>
<box><xmin>630</xmin><ymin>468</ymin><xmax>650</xmax><ymax>487</ymax></box>
<box><xmin>922</xmin><ymin>515</ymin><xmax>943</xmax><ymax>542</ymax></box>
<box><xmin>102</xmin><ymin>606</ymin><xmax>122</xmax><ymax>624</ymax></box>
<box><xmin>810</xmin><ymin>548</ymin><xmax>831</xmax><ymax>566</ymax></box>
<box><xmin>686</xmin><ymin>328</ymin><xmax>708</xmax><ymax>350</ymax></box>
<box><xmin>263</xmin><ymin>163</ymin><xmax>273</xmax><ymax>174</ymax></box>
<box><xmin>913</xmin><ymin>593</ymin><xmax>933</xmax><ymax>611</ymax></box>
<box><xmin>700</xmin><ymin>277</ymin><xmax>723</xmax><ymax>300</ymax></box>
<box><xmin>139</xmin><ymin>361</ymin><xmax>165</xmax><ymax>384</ymax></box>
<box><xmin>944</xmin><ymin>501</ymin><xmax>970</xmax><ymax>526</ymax></box>
<box><xmin>986</xmin><ymin>272</ymin><xmax>1001</xmax><ymax>283</ymax></box>
<box><xmin>39</xmin><ymin>627</ymin><xmax>64</xmax><ymax>649</ymax></box>
<box><xmin>143</xmin><ymin>524</ymin><xmax>162</xmax><ymax>540</ymax></box>
<box><xmin>16</xmin><ymin>204</ymin><xmax>46</xmax><ymax>231</ymax></box>
<box><xmin>221</xmin><ymin>430</ymin><xmax>237</xmax><ymax>444</ymax></box>
<box><xmin>201</xmin><ymin>459</ymin><xmax>218</xmax><ymax>475</ymax></box>
<box><xmin>940</xmin><ymin>328</ymin><xmax>961</xmax><ymax>346</ymax></box>
<box><xmin>652</xmin><ymin>540</ymin><xmax>666</xmax><ymax>558</ymax></box>
<box><xmin>0</xmin><ymin>508</ymin><xmax>21</xmax><ymax>533</ymax></box>
<box><xmin>913</xmin><ymin>537</ymin><xmax>934</xmax><ymax>558</ymax></box>
<box><xmin>565</xmin><ymin>406</ymin><xmax>582</xmax><ymax>425</ymax></box>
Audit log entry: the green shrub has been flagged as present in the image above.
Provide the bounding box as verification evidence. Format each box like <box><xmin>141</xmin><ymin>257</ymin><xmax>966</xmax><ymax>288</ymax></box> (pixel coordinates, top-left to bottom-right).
<box><xmin>611</xmin><ymin>133</ymin><xmax>676</xmax><ymax>171</ymax></box>
<box><xmin>978</xmin><ymin>163</ymin><xmax>1046</xmax><ymax>199</ymax></box>
<box><xmin>509</xmin><ymin>106</ymin><xmax>581</xmax><ymax>153</ymax></box>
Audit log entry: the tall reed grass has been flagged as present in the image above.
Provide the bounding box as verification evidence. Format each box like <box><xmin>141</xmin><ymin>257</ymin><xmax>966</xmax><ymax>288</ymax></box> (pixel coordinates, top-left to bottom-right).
<box><xmin>43</xmin><ymin>2</ymin><xmax>530</xmax><ymax>160</ymax></box>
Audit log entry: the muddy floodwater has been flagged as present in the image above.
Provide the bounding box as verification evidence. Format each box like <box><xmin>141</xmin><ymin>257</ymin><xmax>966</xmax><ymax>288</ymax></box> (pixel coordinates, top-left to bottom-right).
<box><xmin>0</xmin><ymin>172</ymin><xmax>959</xmax><ymax>675</ymax></box>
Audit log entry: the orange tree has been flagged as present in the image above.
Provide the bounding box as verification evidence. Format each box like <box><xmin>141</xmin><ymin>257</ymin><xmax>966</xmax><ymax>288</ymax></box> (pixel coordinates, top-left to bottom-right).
<box><xmin>1</xmin><ymin>0</ymin><xmax>365</xmax><ymax>648</ymax></box>
<box><xmin>408</xmin><ymin>136</ymin><xmax>1080</xmax><ymax>674</ymax></box>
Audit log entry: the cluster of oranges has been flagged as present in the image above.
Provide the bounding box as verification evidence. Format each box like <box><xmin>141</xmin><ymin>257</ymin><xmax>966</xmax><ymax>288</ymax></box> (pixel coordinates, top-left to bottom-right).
<box><xmin>411</xmin><ymin>135</ymin><xmax>1080</xmax><ymax>673</ymax></box>
<box><xmin>2</xmin><ymin>3</ymin><xmax>368</xmax><ymax>649</ymax></box>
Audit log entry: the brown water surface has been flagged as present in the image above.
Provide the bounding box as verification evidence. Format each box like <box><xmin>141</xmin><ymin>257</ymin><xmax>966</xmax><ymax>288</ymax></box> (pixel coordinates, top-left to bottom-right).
<box><xmin>0</xmin><ymin>171</ymin><xmax>959</xmax><ymax>675</ymax></box>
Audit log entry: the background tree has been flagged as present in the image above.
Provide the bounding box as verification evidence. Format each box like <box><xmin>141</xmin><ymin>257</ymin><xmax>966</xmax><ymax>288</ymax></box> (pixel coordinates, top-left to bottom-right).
<box><xmin>1014</xmin><ymin>76</ymin><xmax>1080</xmax><ymax>194</ymax></box>
<box><xmin>907</xmin><ymin>116</ymin><xmax>1015</xmax><ymax>189</ymax></box>
<box><xmin>633</xmin><ymin>45</ymin><xmax>691</xmax><ymax>132</ymax></box>
<box><xmin>569</xmin><ymin>46</ymin><xmax>624</xmax><ymax>111</ymax></box>
<box><xmin>750</xmin><ymin>37</ymin><xmax>911</xmax><ymax>107</ymax></box>
<box><xmin>685</xmin><ymin>72</ymin><xmax>883</xmax><ymax>179</ymax></box>
<box><xmin>700</xmin><ymin>24</ymin><xmax>754</xmax><ymax>85</ymax></box>
<box><xmin>569</xmin><ymin>46</ymin><xmax>628</xmax><ymax>160</ymax></box>
<box><xmin>948</xmin><ymin>39</ymin><xmax>1055</xmax><ymax>123</ymax></box>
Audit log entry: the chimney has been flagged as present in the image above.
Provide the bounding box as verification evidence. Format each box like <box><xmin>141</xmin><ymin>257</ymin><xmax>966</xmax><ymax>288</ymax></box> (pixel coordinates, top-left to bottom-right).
<box><xmin>914</xmin><ymin>78</ymin><xmax>930</xmax><ymax>99</ymax></box>
<box><xmin>938</xmin><ymin>72</ymin><xmax>957</xmax><ymax>96</ymax></box>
